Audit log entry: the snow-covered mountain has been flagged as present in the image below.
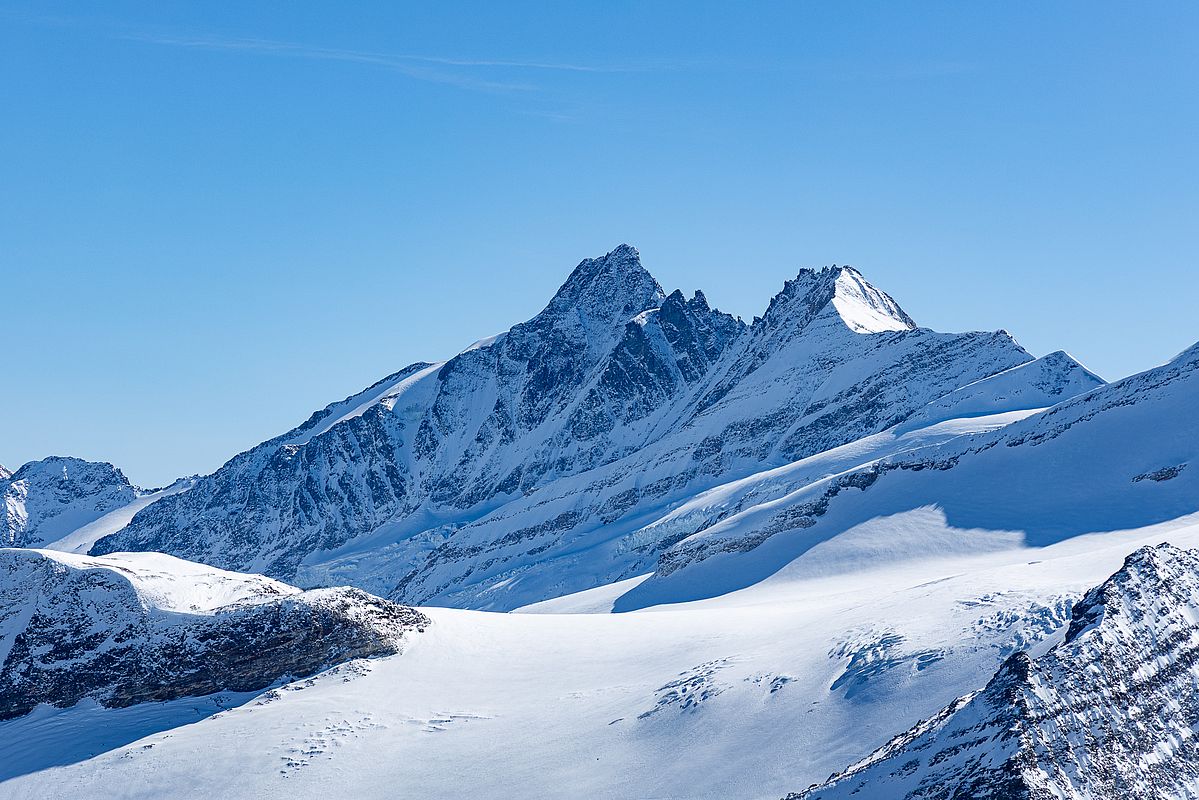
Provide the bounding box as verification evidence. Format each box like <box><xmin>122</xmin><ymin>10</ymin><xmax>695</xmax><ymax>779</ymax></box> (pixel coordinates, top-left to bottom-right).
<box><xmin>790</xmin><ymin>542</ymin><xmax>1199</xmax><ymax>800</ymax></box>
<box><xmin>2</xmin><ymin>245</ymin><xmax>1197</xmax><ymax>797</ymax></box>
<box><xmin>0</xmin><ymin>548</ymin><xmax>426</xmax><ymax>721</ymax></box>
<box><xmin>2</xmin><ymin>457</ymin><xmax>140</xmax><ymax>548</ymax></box>
<box><xmin>89</xmin><ymin>245</ymin><xmax>1095</xmax><ymax>610</ymax></box>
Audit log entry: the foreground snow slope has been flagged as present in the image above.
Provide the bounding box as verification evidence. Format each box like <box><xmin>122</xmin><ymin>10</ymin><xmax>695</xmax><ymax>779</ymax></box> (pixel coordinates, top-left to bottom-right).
<box><xmin>793</xmin><ymin>542</ymin><xmax>1199</xmax><ymax>800</ymax></box>
<box><xmin>6</xmin><ymin>516</ymin><xmax>1199</xmax><ymax>799</ymax></box>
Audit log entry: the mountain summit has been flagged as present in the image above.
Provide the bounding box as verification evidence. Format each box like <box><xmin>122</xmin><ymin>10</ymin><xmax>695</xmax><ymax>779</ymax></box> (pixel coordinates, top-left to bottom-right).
<box><xmin>759</xmin><ymin>265</ymin><xmax>915</xmax><ymax>335</ymax></box>
<box><xmin>91</xmin><ymin>246</ymin><xmax>1094</xmax><ymax>609</ymax></box>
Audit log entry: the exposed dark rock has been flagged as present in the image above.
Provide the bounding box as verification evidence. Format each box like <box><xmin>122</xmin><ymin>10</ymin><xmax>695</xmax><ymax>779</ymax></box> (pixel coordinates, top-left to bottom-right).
<box><xmin>0</xmin><ymin>549</ymin><xmax>427</xmax><ymax>720</ymax></box>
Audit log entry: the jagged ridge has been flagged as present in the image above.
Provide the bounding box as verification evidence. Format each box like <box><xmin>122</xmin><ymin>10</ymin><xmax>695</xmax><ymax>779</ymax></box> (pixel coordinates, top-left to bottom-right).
<box><xmin>91</xmin><ymin>246</ymin><xmax>1050</xmax><ymax>610</ymax></box>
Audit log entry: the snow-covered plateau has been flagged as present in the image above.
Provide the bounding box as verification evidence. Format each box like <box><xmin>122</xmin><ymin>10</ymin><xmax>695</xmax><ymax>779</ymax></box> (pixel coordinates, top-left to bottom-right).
<box><xmin>2</xmin><ymin>245</ymin><xmax>1197</xmax><ymax>799</ymax></box>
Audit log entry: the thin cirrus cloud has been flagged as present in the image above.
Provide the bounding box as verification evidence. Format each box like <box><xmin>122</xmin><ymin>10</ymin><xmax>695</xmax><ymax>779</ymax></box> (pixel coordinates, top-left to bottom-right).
<box><xmin>119</xmin><ymin>31</ymin><xmax>641</xmax><ymax>92</ymax></box>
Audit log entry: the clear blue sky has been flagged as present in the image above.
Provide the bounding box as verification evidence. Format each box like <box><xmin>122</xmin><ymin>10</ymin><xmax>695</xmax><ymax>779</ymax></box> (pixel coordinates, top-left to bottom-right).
<box><xmin>2</xmin><ymin>2</ymin><xmax>1196</xmax><ymax>487</ymax></box>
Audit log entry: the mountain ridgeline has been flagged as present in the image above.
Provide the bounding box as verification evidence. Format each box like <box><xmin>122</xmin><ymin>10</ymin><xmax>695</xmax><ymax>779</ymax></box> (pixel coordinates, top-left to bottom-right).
<box><xmin>90</xmin><ymin>245</ymin><xmax>1096</xmax><ymax>609</ymax></box>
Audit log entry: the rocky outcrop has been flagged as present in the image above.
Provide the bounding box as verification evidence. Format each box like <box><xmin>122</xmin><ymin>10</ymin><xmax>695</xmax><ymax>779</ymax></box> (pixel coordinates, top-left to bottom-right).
<box><xmin>0</xmin><ymin>549</ymin><xmax>426</xmax><ymax>720</ymax></box>
<box><xmin>788</xmin><ymin>543</ymin><xmax>1199</xmax><ymax>799</ymax></box>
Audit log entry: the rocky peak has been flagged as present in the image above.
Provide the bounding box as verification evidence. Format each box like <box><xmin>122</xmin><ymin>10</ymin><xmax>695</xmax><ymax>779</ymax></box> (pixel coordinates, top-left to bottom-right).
<box><xmin>1065</xmin><ymin>542</ymin><xmax>1196</xmax><ymax>643</ymax></box>
<box><xmin>2</xmin><ymin>457</ymin><xmax>139</xmax><ymax>548</ymax></box>
<box><xmin>757</xmin><ymin>266</ymin><xmax>915</xmax><ymax>338</ymax></box>
<box><xmin>758</xmin><ymin>267</ymin><xmax>841</xmax><ymax>331</ymax></box>
<box><xmin>656</xmin><ymin>287</ymin><xmax>745</xmax><ymax>383</ymax></box>
<box><xmin>539</xmin><ymin>244</ymin><xmax>665</xmax><ymax>332</ymax></box>
<box><xmin>491</xmin><ymin>245</ymin><xmax>668</xmax><ymax>403</ymax></box>
<box><xmin>6</xmin><ymin>456</ymin><xmax>133</xmax><ymax>488</ymax></box>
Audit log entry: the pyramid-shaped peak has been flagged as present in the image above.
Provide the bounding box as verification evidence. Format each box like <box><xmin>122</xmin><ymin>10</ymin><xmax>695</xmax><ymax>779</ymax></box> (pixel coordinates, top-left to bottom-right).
<box><xmin>829</xmin><ymin>266</ymin><xmax>916</xmax><ymax>333</ymax></box>
<box><xmin>545</xmin><ymin>244</ymin><xmax>664</xmax><ymax>318</ymax></box>
<box><xmin>759</xmin><ymin>265</ymin><xmax>916</xmax><ymax>334</ymax></box>
<box><xmin>556</xmin><ymin>244</ymin><xmax>656</xmax><ymax>294</ymax></box>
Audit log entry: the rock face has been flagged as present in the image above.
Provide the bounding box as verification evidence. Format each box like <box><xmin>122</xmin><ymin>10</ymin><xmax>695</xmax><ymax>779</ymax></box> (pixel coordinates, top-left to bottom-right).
<box><xmin>2</xmin><ymin>457</ymin><xmax>139</xmax><ymax>548</ymax></box>
<box><xmin>788</xmin><ymin>542</ymin><xmax>1199</xmax><ymax>800</ymax></box>
<box><xmin>0</xmin><ymin>549</ymin><xmax>426</xmax><ymax>720</ymax></box>
<box><xmin>92</xmin><ymin>245</ymin><xmax>1087</xmax><ymax>609</ymax></box>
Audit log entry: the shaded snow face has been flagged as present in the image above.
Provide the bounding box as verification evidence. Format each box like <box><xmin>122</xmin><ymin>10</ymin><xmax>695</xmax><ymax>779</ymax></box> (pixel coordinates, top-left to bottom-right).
<box><xmin>1</xmin><ymin>458</ymin><xmax>138</xmax><ymax>548</ymax></box>
<box><xmin>90</xmin><ymin>245</ymin><xmax>1073</xmax><ymax>610</ymax></box>
<box><xmin>791</xmin><ymin>542</ymin><xmax>1199</xmax><ymax>800</ymax></box>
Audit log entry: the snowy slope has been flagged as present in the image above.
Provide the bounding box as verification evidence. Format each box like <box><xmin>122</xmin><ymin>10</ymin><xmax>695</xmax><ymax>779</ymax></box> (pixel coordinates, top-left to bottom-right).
<box><xmin>791</xmin><ymin>543</ymin><xmax>1199</xmax><ymax>800</ymax></box>
<box><xmin>625</xmin><ymin>339</ymin><xmax>1196</xmax><ymax>608</ymax></box>
<box><xmin>6</xmin><ymin>516</ymin><xmax>1199</xmax><ymax>799</ymax></box>
<box><xmin>2</xmin><ymin>457</ymin><xmax>140</xmax><ymax>547</ymax></box>
<box><xmin>897</xmin><ymin>349</ymin><xmax>1103</xmax><ymax>431</ymax></box>
<box><xmin>92</xmin><ymin>245</ymin><xmax>1081</xmax><ymax>611</ymax></box>
<box><xmin>42</xmin><ymin>477</ymin><xmax>197</xmax><ymax>554</ymax></box>
<box><xmin>0</xmin><ymin>549</ymin><xmax>426</xmax><ymax>720</ymax></box>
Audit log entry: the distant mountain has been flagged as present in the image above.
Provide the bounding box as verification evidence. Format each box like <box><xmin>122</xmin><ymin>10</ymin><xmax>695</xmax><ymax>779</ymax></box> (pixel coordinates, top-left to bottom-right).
<box><xmin>1</xmin><ymin>457</ymin><xmax>139</xmax><ymax>548</ymax></box>
<box><xmin>0</xmin><ymin>548</ymin><xmax>426</xmax><ymax>720</ymax></box>
<box><xmin>789</xmin><ymin>542</ymin><xmax>1199</xmax><ymax>799</ymax></box>
<box><xmin>629</xmin><ymin>338</ymin><xmax>1196</xmax><ymax>608</ymax></box>
<box><xmin>92</xmin><ymin>245</ymin><xmax>1097</xmax><ymax>609</ymax></box>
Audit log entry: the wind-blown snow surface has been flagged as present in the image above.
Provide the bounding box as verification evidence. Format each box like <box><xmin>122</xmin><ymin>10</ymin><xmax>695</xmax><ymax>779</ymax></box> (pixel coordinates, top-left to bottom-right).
<box><xmin>7</xmin><ymin>518</ymin><xmax>1199</xmax><ymax>799</ymax></box>
<box><xmin>91</xmin><ymin>246</ymin><xmax>1096</xmax><ymax>610</ymax></box>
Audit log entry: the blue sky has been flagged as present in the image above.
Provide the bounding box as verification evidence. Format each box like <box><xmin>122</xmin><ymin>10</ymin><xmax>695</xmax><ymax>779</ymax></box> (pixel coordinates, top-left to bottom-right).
<box><xmin>2</xmin><ymin>2</ymin><xmax>1197</xmax><ymax>486</ymax></box>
